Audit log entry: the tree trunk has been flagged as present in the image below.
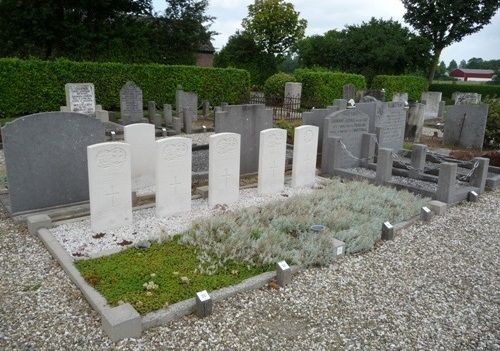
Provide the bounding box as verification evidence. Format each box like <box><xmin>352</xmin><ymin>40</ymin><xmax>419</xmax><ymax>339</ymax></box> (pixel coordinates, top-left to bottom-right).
<box><xmin>427</xmin><ymin>47</ymin><xmax>443</xmax><ymax>84</ymax></box>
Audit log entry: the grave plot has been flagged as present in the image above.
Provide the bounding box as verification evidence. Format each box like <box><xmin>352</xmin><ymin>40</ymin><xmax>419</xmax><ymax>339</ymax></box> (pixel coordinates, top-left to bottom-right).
<box><xmin>319</xmin><ymin>109</ymin><xmax>489</xmax><ymax>204</ymax></box>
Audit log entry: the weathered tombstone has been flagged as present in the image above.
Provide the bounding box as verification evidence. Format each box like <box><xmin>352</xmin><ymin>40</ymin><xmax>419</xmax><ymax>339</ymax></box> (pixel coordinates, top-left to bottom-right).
<box><xmin>124</xmin><ymin>123</ymin><xmax>156</xmax><ymax>190</ymax></box>
<box><xmin>147</xmin><ymin>101</ymin><xmax>163</xmax><ymax>128</ymax></box>
<box><xmin>215</xmin><ymin>104</ymin><xmax>272</xmax><ymax>174</ymax></box>
<box><xmin>392</xmin><ymin>92</ymin><xmax>408</xmax><ymax>103</ymax></box>
<box><xmin>421</xmin><ymin>92</ymin><xmax>442</xmax><ymax>119</ymax></box>
<box><xmin>355</xmin><ymin>102</ymin><xmax>381</xmax><ymax>134</ymax></box>
<box><xmin>176</xmin><ymin>89</ymin><xmax>198</xmax><ymax>121</ymax></box>
<box><xmin>156</xmin><ymin>137</ymin><xmax>192</xmax><ymax>218</ymax></box>
<box><xmin>375</xmin><ymin>102</ymin><xmax>406</xmax><ymax>151</ymax></box>
<box><xmin>163</xmin><ymin>104</ymin><xmax>173</xmax><ymax>126</ymax></box>
<box><xmin>342</xmin><ymin>83</ymin><xmax>356</xmax><ymax>101</ymax></box>
<box><xmin>453</xmin><ymin>92</ymin><xmax>482</xmax><ymax>105</ymax></box>
<box><xmin>436</xmin><ymin>163</ymin><xmax>457</xmax><ymax>203</ymax></box>
<box><xmin>438</xmin><ymin>101</ymin><xmax>446</xmax><ymax>118</ymax></box>
<box><xmin>88</xmin><ymin>142</ymin><xmax>132</xmax><ymax>231</ymax></box>
<box><xmin>408</xmin><ymin>144</ymin><xmax>427</xmax><ymax>179</ymax></box>
<box><xmin>322</xmin><ymin>109</ymin><xmax>370</xmax><ymax>170</ymax></box>
<box><xmin>443</xmin><ymin>104</ymin><xmax>489</xmax><ymax>150</ymax></box>
<box><xmin>208</xmin><ymin>133</ymin><xmax>241</xmax><ymax>207</ymax></box>
<box><xmin>375</xmin><ymin>148</ymin><xmax>393</xmax><ymax>185</ymax></box>
<box><xmin>284</xmin><ymin>82</ymin><xmax>302</xmax><ymax>110</ymax></box>
<box><xmin>258</xmin><ymin>128</ymin><xmax>287</xmax><ymax>195</ymax></box>
<box><xmin>405</xmin><ymin>102</ymin><xmax>426</xmax><ymax>142</ymax></box>
<box><xmin>2</xmin><ymin>112</ymin><xmax>105</xmax><ymax>214</ymax></box>
<box><xmin>65</xmin><ymin>83</ymin><xmax>96</xmax><ymax>115</ymax></box>
<box><xmin>291</xmin><ymin>125</ymin><xmax>319</xmax><ymax>188</ymax></box>
<box><xmin>120</xmin><ymin>81</ymin><xmax>146</xmax><ymax>125</ymax></box>
<box><xmin>302</xmin><ymin>107</ymin><xmax>337</xmax><ymax>154</ymax></box>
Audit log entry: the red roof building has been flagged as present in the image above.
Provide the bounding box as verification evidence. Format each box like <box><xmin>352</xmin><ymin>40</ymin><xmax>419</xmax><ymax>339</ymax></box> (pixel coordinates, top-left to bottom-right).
<box><xmin>450</xmin><ymin>68</ymin><xmax>494</xmax><ymax>82</ymax></box>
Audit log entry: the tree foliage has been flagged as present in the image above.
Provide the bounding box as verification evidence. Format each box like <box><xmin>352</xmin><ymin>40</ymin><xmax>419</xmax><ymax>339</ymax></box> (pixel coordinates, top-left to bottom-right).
<box><xmin>464</xmin><ymin>57</ymin><xmax>500</xmax><ymax>71</ymax></box>
<box><xmin>241</xmin><ymin>0</ymin><xmax>307</xmax><ymax>58</ymax></box>
<box><xmin>296</xmin><ymin>18</ymin><xmax>432</xmax><ymax>83</ymax></box>
<box><xmin>213</xmin><ymin>31</ymin><xmax>278</xmax><ymax>87</ymax></box>
<box><xmin>401</xmin><ymin>0</ymin><xmax>500</xmax><ymax>82</ymax></box>
<box><xmin>0</xmin><ymin>0</ymin><xmax>214</xmax><ymax>65</ymax></box>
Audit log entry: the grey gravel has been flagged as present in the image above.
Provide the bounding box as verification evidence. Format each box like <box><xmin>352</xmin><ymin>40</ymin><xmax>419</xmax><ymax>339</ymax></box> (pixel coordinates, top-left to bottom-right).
<box><xmin>1</xmin><ymin>148</ymin><xmax>499</xmax><ymax>350</ymax></box>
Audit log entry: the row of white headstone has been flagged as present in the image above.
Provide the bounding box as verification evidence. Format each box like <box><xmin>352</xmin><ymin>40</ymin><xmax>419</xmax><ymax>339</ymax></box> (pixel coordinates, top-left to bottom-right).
<box><xmin>87</xmin><ymin>124</ymin><xmax>319</xmax><ymax>231</ymax></box>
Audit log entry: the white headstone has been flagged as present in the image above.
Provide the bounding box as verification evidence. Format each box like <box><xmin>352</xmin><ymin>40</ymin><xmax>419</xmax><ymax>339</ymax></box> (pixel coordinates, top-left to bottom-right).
<box><xmin>291</xmin><ymin>125</ymin><xmax>319</xmax><ymax>188</ymax></box>
<box><xmin>88</xmin><ymin>142</ymin><xmax>132</xmax><ymax>231</ymax></box>
<box><xmin>155</xmin><ymin>137</ymin><xmax>192</xmax><ymax>218</ymax></box>
<box><xmin>208</xmin><ymin>133</ymin><xmax>241</xmax><ymax>207</ymax></box>
<box><xmin>65</xmin><ymin>83</ymin><xmax>96</xmax><ymax>115</ymax></box>
<box><xmin>258</xmin><ymin>128</ymin><xmax>287</xmax><ymax>195</ymax></box>
<box><xmin>124</xmin><ymin>123</ymin><xmax>156</xmax><ymax>190</ymax></box>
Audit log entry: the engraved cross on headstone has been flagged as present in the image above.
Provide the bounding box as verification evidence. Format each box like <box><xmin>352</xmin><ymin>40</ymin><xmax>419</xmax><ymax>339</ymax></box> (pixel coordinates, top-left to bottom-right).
<box><xmin>222</xmin><ymin>168</ymin><xmax>231</xmax><ymax>187</ymax></box>
<box><xmin>106</xmin><ymin>185</ymin><xmax>119</xmax><ymax>207</ymax></box>
<box><xmin>170</xmin><ymin>176</ymin><xmax>182</xmax><ymax>195</ymax></box>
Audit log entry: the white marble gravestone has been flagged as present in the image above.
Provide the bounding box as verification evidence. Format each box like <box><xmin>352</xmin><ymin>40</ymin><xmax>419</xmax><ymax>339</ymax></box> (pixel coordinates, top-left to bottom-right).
<box><xmin>258</xmin><ymin>128</ymin><xmax>287</xmax><ymax>195</ymax></box>
<box><xmin>88</xmin><ymin>142</ymin><xmax>132</xmax><ymax>231</ymax></box>
<box><xmin>421</xmin><ymin>91</ymin><xmax>442</xmax><ymax>119</ymax></box>
<box><xmin>292</xmin><ymin>125</ymin><xmax>319</xmax><ymax>188</ymax></box>
<box><xmin>208</xmin><ymin>133</ymin><xmax>241</xmax><ymax>207</ymax></box>
<box><xmin>156</xmin><ymin>137</ymin><xmax>192</xmax><ymax>218</ymax></box>
<box><xmin>65</xmin><ymin>83</ymin><xmax>96</xmax><ymax>115</ymax></box>
<box><xmin>124</xmin><ymin>123</ymin><xmax>156</xmax><ymax>190</ymax></box>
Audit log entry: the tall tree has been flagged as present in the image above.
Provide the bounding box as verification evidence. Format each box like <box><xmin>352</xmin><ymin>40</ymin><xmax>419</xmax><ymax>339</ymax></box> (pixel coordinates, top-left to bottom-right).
<box><xmin>241</xmin><ymin>0</ymin><xmax>307</xmax><ymax>59</ymax></box>
<box><xmin>401</xmin><ymin>0</ymin><xmax>500</xmax><ymax>83</ymax></box>
<box><xmin>295</xmin><ymin>18</ymin><xmax>432</xmax><ymax>82</ymax></box>
<box><xmin>447</xmin><ymin>59</ymin><xmax>458</xmax><ymax>71</ymax></box>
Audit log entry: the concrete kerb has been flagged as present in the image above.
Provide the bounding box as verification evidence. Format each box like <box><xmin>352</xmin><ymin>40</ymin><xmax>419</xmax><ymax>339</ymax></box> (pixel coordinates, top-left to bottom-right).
<box><xmin>26</xmin><ymin>177</ymin><xmax>447</xmax><ymax>342</ymax></box>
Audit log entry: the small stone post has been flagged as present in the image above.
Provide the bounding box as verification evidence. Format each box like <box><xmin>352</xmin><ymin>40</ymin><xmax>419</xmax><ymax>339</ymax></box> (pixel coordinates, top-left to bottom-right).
<box><xmin>376</xmin><ymin>148</ymin><xmax>393</xmax><ymax>185</ymax></box>
<box><xmin>436</xmin><ymin>163</ymin><xmax>457</xmax><ymax>203</ymax></box>
<box><xmin>276</xmin><ymin>261</ymin><xmax>291</xmax><ymax>287</ymax></box>
<box><xmin>195</xmin><ymin>290</ymin><xmax>213</xmax><ymax>318</ymax></box>
<box><xmin>408</xmin><ymin>144</ymin><xmax>427</xmax><ymax>178</ymax></box>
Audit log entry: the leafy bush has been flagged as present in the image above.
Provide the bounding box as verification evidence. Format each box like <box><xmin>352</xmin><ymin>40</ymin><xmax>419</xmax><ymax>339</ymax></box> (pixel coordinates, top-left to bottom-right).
<box><xmin>264</xmin><ymin>73</ymin><xmax>294</xmax><ymax>98</ymax></box>
<box><xmin>371</xmin><ymin>75</ymin><xmax>429</xmax><ymax>102</ymax></box>
<box><xmin>274</xmin><ymin>119</ymin><xmax>302</xmax><ymax>144</ymax></box>
<box><xmin>429</xmin><ymin>83</ymin><xmax>500</xmax><ymax>100</ymax></box>
<box><xmin>293</xmin><ymin>69</ymin><xmax>366</xmax><ymax>108</ymax></box>
<box><xmin>181</xmin><ymin>178</ymin><xmax>428</xmax><ymax>272</ymax></box>
<box><xmin>484</xmin><ymin>97</ymin><xmax>500</xmax><ymax>147</ymax></box>
<box><xmin>0</xmin><ymin>58</ymin><xmax>251</xmax><ymax>117</ymax></box>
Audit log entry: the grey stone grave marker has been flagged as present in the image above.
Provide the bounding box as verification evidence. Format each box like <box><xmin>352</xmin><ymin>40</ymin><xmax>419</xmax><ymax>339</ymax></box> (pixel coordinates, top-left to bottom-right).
<box><xmin>375</xmin><ymin>102</ymin><xmax>406</xmax><ymax>151</ymax></box>
<box><xmin>453</xmin><ymin>92</ymin><xmax>481</xmax><ymax>105</ymax></box>
<box><xmin>2</xmin><ymin>112</ymin><xmax>105</xmax><ymax>214</ymax></box>
<box><xmin>405</xmin><ymin>102</ymin><xmax>425</xmax><ymax>142</ymax></box>
<box><xmin>284</xmin><ymin>82</ymin><xmax>302</xmax><ymax>109</ymax></box>
<box><xmin>176</xmin><ymin>89</ymin><xmax>198</xmax><ymax>121</ymax></box>
<box><xmin>392</xmin><ymin>92</ymin><xmax>408</xmax><ymax>103</ymax></box>
<box><xmin>322</xmin><ymin>109</ymin><xmax>370</xmax><ymax>169</ymax></box>
<box><xmin>443</xmin><ymin>104</ymin><xmax>489</xmax><ymax>150</ymax></box>
<box><xmin>215</xmin><ymin>104</ymin><xmax>273</xmax><ymax>174</ymax></box>
<box><xmin>120</xmin><ymin>81</ymin><xmax>146</xmax><ymax>125</ymax></box>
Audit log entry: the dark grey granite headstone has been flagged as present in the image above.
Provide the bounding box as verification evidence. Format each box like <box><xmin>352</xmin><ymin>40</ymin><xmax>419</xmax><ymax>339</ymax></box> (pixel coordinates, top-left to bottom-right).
<box><xmin>375</xmin><ymin>102</ymin><xmax>406</xmax><ymax>151</ymax></box>
<box><xmin>443</xmin><ymin>104</ymin><xmax>489</xmax><ymax>150</ymax></box>
<box><xmin>323</xmin><ymin>109</ymin><xmax>369</xmax><ymax>168</ymax></box>
<box><xmin>302</xmin><ymin>106</ymin><xmax>338</xmax><ymax>153</ymax></box>
<box><xmin>355</xmin><ymin>102</ymin><xmax>381</xmax><ymax>134</ymax></box>
<box><xmin>120</xmin><ymin>81</ymin><xmax>144</xmax><ymax>125</ymax></box>
<box><xmin>215</xmin><ymin>104</ymin><xmax>273</xmax><ymax>174</ymax></box>
<box><xmin>2</xmin><ymin>112</ymin><xmax>106</xmax><ymax>214</ymax></box>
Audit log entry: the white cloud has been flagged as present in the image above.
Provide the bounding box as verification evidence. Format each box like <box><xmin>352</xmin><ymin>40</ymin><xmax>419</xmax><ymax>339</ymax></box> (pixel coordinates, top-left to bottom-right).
<box><xmin>152</xmin><ymin>0</ymin><xmax>500</xmax><ymax>63</ymax></box>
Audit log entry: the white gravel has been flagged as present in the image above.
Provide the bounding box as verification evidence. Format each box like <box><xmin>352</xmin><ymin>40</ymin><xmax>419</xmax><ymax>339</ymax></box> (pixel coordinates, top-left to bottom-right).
<box><xmin>1</xmin><ymin>145</ymin><xmax>499</xmax><ymax>350</ymax></box>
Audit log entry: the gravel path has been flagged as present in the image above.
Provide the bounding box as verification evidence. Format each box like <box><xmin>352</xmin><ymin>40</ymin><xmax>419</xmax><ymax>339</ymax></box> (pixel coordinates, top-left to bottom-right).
<box><xmin>1</xmin><ymin>148</ymin><xmax>499</xmax><ymax>350</ymax></box>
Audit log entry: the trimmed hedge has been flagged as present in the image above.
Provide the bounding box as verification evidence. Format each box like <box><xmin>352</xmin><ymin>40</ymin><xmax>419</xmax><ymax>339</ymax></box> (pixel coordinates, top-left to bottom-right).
<box><xmin>264</xmin><ymin>73</ymin><xmax>294</xmax><ymax>98</ymax></box>
<box><xmin>371</xmin><ymin>75</ymin><xmax>428</xmax><ymax>102</ymax></box>
<box><xmin>293</xmin><ymin>69</ymin><xmax>366</xmax><ymax>108</ymax></box>
<box><xmin>429</xmin><ymin>83</ymin><xmax>500</xmax><ymax>100</ymax></box>
<box><xmin>0</xmin><ymin>58</ymin><xmax>251</xmax><ymax>118</ymax></box>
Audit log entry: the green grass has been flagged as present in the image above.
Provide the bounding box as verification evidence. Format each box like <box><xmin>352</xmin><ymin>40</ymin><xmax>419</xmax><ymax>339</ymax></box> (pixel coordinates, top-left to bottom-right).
<box><xmin>76</xmin><ymin>236</ymin><xmax>273</xmax><ymax>314</ymax></box>
<box><xmin>76</xmin><ymin>178</ymin><xmax>429</xmax><ymax>315</ymax></box>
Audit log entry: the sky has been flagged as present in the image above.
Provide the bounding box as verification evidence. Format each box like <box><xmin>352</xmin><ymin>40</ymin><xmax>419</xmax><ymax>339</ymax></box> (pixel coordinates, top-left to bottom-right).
<box><xmin>152</xmin><ymin>0</ymin><xmax>500</xmax><ymax>66</ymax></box>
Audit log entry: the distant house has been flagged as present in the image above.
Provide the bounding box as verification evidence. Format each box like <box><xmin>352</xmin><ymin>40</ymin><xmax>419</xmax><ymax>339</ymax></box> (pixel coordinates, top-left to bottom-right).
<box><xmin>195</xmin><ymin>42</ymin><xmax>215</xmax><ymax>67</ymax></box>
<box><xmin>450</xmin><ymin>68</ymin><xmax>494</xmax><ymax>82</ymax></box>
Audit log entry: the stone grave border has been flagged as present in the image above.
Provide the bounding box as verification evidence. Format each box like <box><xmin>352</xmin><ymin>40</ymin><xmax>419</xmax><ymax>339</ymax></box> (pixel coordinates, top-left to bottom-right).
<box><xmin>21</xmin><ymin>175</ymin><xmax>447</xmax><ymax>342</ymax></box>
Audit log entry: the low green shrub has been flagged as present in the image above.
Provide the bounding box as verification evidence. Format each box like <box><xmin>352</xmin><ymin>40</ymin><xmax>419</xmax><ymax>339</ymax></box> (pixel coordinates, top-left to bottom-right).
<box><xmin>274</xmin><ymin>119</ymin><xmax>302</xmax><ymax>144</ymax></box>
<box><xmin>371</xmin><ymin>75</ymin><xmax>428</xmax><ymax>102</ymax></box>
<box><xmin>484</xmin><ymin>97</ymin><xmax>500</xmax><ymax>147</ymax></box>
